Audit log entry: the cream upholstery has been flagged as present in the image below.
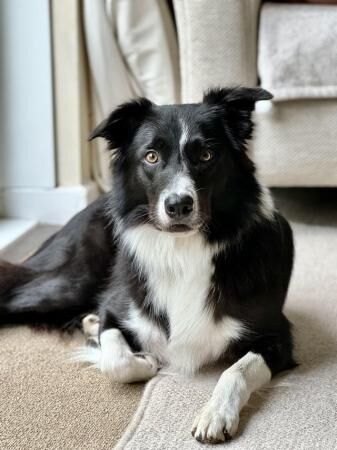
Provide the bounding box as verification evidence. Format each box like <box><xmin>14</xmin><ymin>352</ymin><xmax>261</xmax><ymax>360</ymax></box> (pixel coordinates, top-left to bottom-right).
<box><xmin>254</xmin><ymin>100</ymin><xmax>337</xmax><ymax>186</ymax></box>
<box><xmin>173</xmin><ymin>0</ymin><xmax>261</xmax><ymax>102</ymax></box>
<box><xmin>83</xmin><ymin>0</ymin><xmax>180</xmax><ymax>191</ymax></box>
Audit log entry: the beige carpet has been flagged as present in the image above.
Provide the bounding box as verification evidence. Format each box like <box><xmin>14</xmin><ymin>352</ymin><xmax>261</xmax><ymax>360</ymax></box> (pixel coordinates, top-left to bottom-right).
<box><xmin>116</xmin><ymin>190</ymin><xmax>337</xmax><ymax>449</ymax></box>
<box><xmin>0</xmin><ymin>328</ymin><xmax>143</xmax><ymax>449</ymax></box>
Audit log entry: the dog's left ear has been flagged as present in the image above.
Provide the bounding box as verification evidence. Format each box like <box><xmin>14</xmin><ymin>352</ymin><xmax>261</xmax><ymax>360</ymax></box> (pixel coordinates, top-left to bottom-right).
<box><xmin>203</xmin><ymin>87</ymin><xmax>272</xmax><ymax>149</ymax></box>
<box><xmin>89</xmin><ymin>97</ymin><xmax>153</xmax><ymax>149</ymax></box>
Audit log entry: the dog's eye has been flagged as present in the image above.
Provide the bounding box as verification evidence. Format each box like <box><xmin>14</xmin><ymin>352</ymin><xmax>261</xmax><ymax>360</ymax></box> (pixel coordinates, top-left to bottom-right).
<box><xmin>199</xmin><ymin>150</ymin><xmax>213</xmax><ymax>162</ymax></box>
<box><xmin>145</xmin><ymin>151</ymin><xmax>159</xmax><ymax>164</ymax></box>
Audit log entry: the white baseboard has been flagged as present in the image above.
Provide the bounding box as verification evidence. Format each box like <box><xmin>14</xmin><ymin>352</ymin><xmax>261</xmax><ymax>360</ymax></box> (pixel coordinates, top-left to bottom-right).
<box><xmin>0</xmin><ymin>182</ymin><xmax>100</xmax><ymax>225</ymax></box>
<box><xmin>0</xmin><ymin>219</ymin><xmax>37</xmax><ymax>252</ymax></box>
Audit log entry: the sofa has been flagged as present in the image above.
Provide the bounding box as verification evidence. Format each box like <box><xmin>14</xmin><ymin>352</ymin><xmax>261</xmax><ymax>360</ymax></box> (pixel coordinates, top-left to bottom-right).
<box><xmin>172</xmin><ymin>0</ymin><xmax>337</xmax><ymax>187</ymax></box>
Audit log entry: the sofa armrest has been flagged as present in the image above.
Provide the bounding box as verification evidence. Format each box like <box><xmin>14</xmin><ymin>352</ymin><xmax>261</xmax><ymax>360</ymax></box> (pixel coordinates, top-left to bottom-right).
<box><xmin>173</xmin><ymin>0</ymin><xmax>261</xmax><ymax>102</ymax></box>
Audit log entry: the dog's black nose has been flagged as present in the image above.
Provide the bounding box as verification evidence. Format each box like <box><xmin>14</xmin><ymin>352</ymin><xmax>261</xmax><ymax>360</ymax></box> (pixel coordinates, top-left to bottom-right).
<box><xmin>164</xmin><ymin>194</ymin><xmax>194</xmax><ymax>219</ymax></box>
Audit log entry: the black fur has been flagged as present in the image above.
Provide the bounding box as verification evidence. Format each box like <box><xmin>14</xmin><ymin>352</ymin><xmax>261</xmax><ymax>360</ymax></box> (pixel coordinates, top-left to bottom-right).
<box><xmin>0</xmin><ymin>197</ymin><xmax>114</xmax><ymax>329</ymax></box>
<box><xmin>0</xmin><ymin>87</ymin><xmax>295</xmax><ymax>375</ymax></box>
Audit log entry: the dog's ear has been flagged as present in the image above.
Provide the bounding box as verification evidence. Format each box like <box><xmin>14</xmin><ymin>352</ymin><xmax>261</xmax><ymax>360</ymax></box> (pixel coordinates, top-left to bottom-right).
<box><xmin>203</xmin><ymin>87</ymin><xmax>272</xmax><ymax>149</ymax></box>
<box><xmin>89</xmin><ymin>97</ymin><xmax>153</xmax><ymax>149</ymax></box>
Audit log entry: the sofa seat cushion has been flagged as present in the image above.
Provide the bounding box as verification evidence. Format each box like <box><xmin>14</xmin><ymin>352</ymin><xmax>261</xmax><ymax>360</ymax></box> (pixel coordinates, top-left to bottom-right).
<box><xmin>253</xmin><ymin>99</ymin><xmax>337</xmax><ymax>186</ymax></box>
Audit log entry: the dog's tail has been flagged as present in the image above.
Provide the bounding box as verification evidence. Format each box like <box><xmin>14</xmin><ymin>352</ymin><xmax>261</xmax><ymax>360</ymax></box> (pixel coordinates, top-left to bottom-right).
<box><xmin>0</xmin><ymin>260</ymin><xmax>34</xmax><ymax>317</ymax></box>
<box><xmin>0</xmin><ymin>197</ymin><xmax>113</xmax><ymax>330</ymax></box>
<box><xmin>0</xmin><ymin>260</ymin><xmax>94</xmax><ymax>330</ymax></box>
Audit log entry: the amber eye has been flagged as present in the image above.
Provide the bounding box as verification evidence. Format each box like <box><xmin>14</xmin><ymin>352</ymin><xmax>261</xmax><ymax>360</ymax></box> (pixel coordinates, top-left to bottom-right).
<box><xmin>145</xmin><ymin>151</ymin><xmax>159</xmax><ymax>164</ymax></box>
<box><xmin>199</xmin><ymin>150</ymin><xmax>213</xmax><ymax>162</ymax></box>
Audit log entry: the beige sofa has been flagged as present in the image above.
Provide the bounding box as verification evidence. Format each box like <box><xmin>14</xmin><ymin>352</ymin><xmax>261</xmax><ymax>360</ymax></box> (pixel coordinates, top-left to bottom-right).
<box><xmin>173</xmin><ymin>0</ymin><xmax>337</xmax><ymax>187</ymax></box>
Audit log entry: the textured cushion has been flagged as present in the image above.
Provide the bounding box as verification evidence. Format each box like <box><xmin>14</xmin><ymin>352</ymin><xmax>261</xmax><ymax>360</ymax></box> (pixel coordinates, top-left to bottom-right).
<box><xmin>173</xmin><ymin>0</ymin><xmax>261</xmax><ymax>102</ymax></box>
<box><xmin>253</xmin><ymin>100</ymin><xmax>337</xmax><ymax>186</ymax></box>
<box><xmin>258</xmin><ymin>3</ymin><xmax>337</xmax><ymax>101</ymax></box>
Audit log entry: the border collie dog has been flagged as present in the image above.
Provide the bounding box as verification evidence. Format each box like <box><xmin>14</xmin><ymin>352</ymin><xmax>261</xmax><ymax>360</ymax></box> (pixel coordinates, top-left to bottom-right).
<box><xmin>0</xmin><ymin>87</ymin><xmax>295</xmax><ymax>444</ymax></box>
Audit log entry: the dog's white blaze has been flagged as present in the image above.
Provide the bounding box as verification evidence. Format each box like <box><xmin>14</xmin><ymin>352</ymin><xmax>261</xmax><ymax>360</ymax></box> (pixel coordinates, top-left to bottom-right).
<box><xmin>121</xmin><ymin>224</ymin><xmax>245</xmax><ymax>374</ymax></box>
<box><xmin>179</xmin><ymin>119</ymin><xmax>189</xmax><ymax>151</ymax></box>
<box><xmin>157</xmin><ymin>194</ymin><xmax>170</xmax><ymax>226</ymax></box>
<box><xmin>157</xmin><ymin>172</ymin><xmax>198</xmax><ymax>226</ymax></box>
<box><xmin>156</xmin><ymin>119</ymin><xmax>194</xmax><ymax>225</ymax></box>
<box><xmin>192</xmin><ymin>352</ymin><xmax>271</xmax><ymax>440</ymax></box>
<box><xmin>170</xmin><ymin>172</ymin><xmax>195</xmax><ymax>197</ymax></box>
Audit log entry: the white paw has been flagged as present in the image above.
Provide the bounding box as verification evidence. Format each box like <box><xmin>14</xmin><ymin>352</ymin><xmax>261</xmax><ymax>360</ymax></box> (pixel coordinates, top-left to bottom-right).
<box><xmin>191</xmin><ymin>401</ymin><xmax>239</xmax><ymax>444</ymax></box>
<box><xmin>82</xmin><ymin>314</ymin><xmax>99</xmax><ymax>338</ymax></box>
<box><xmin>100</xmin><ymin>353</ymin><xmax>159</xmax><ymax>383</ymax></box>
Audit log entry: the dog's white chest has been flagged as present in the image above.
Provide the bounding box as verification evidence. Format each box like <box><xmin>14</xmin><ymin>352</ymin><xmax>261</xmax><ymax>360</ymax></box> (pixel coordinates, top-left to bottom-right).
<box><xmin>122</xmin><ymin>225</ymin><xmax>244</xmax><ymax>374</ymax></box>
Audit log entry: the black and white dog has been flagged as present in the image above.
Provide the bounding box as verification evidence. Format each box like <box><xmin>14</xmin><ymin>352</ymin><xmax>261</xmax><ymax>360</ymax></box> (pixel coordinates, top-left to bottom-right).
<box><xmin>0</xmin><ymin>87</ymin><xmax>295</xmax><ymax>444</ymax></box>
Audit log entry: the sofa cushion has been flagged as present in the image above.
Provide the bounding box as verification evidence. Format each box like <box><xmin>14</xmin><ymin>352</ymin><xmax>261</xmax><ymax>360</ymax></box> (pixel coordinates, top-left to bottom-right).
<box><xmin>253</xmin><ymin>99</ymin><xmax>337</xmax><ymax>186</ymax></box>
<box><xmin>258</xmin><ymin>3</ymin><xmax>337</xmax><ymax>100</ymax></box>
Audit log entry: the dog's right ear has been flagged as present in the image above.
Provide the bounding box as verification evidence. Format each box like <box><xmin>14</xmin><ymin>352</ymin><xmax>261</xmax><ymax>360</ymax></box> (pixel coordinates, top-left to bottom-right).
<box><xmin>89</xmin><ymin>97</ymin><xmax>153</xmax><ymax>149</ymax></box>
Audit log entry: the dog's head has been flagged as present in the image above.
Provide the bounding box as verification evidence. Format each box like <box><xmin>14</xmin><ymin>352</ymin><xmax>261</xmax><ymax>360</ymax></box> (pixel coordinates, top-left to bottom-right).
<box><xmin>90</xmin><ymin>87</ymin><xmax>272</xmax><ymax>236</ymax></box>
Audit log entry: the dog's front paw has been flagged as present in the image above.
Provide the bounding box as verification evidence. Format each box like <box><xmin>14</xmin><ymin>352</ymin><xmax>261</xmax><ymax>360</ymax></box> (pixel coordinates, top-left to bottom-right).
<box><xmin>191</xmin><ymin>401</ymin><xmax>239</xmax><ymax>444</ymax></box>
<box><xmin>101</xmin><ymin>353</ymin><xmax>159</xmax><ymax>383</ymax></box>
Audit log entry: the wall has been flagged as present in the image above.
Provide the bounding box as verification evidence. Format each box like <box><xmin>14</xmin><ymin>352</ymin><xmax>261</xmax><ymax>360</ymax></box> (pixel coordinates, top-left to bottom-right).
<box><xmin>0</xmin><ymin>0</ymin><xmax>97</xmax><ymax>225</ymax></box>
<box><xmin>0</xmin><ymin>0</ymin><xmax>55</xmax><ymax>191</ymax></box>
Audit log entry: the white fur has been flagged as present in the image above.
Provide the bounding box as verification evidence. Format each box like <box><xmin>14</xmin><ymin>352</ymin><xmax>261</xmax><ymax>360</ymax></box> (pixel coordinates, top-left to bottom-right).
<box><xmin>169</xmin><ymin>172</ymin><xmax>195</xmax><ymax>198</ymax></box>
<box><xmin>72</xmin><ymin>329</ymin><xmax>158</xmax><ymax>383</ymax></box>
<box><xmin>123</xmin><ymin>307</ymin><xmax>168</xmax><ymax>365</ymax></box>
<box><xmin>259</xmin><ymin>184</ymin><xmax>275</xmax><ymax>220</ymax></box>
<box><xmin>157</xmin><ymin>194</ymin><xmax>169</xmax><ymax>226</ymax></box>
<box><xmin>179</xmin><ymin>119</ymin><xmax>189</xmax><ymax>151</ymax></box>
<box><xmin>82</xmin><ymin>314</ymin><xmax>99</xmax><ymax>337</ymax></box>
<box><xmin>156</xmin><ymin>119</ymin><xmax>195</xmax><ymax>226</ymax></box>
<box><xmin>157</xmin><ymin>172</ymin><xmax>198</xmax><ymax>227</ymax></box>
<box><xmin>192</xmin><ymin>351</ymin><xmax>272</xmax><ymax>443</ymax></box>
<box><xmin>121</xmin><ymin>224</ymin><xmax>245</xmax><ymax>374</ymax></box>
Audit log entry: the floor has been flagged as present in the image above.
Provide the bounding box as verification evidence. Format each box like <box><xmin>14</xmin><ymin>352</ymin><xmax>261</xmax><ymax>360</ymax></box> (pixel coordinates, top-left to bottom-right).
<box><xmin>0</xmin><ymin>223</ymin><xmax>60</xmax><ymax>263</ymax></box>
<box><xmin>0</xmin><ymin>219</ymin><xmax>37</xmax><ymax>252</ymax></box>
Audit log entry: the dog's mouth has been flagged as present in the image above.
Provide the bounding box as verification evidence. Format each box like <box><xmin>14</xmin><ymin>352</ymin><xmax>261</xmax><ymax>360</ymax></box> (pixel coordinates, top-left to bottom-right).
<box><xmin>148</xmin><ymin>206</ymin><xmax>202</xmax><ymax>234</ymax></box>
<box><xmin>153</xmin><ymin>222</ymin><xmax>200</xmax><ymax>235</ymax></box>
<box><xmin>167</xmin><ymin>224</ymin><xmax>192</xmax><ymax>233</ymax></box>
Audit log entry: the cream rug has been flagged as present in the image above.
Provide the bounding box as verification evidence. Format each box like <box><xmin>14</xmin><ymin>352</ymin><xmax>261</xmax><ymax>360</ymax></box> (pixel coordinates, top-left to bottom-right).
<box><xmin>116</xmin><ymin>190</ymin><xmax>337</xmax><ymax>449</ymax></box>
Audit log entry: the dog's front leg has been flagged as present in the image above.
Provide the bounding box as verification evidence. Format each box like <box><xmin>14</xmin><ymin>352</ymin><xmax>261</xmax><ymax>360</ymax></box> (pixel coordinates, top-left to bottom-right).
<box><xmin>99</xmin><ymin>328</ymin><xmax>159</xmax><ymax>383</ymax></box>
<box><xmin>192</xmin><ymin>351</ymin><xmax>271</xmax><ymax>444</ymax></box>
<box><xmin>81</xmin><ymin>314</ymin><xmax>159</xmax><ymax>383</ymax></box>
